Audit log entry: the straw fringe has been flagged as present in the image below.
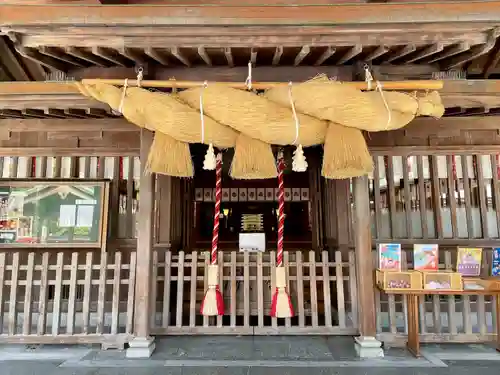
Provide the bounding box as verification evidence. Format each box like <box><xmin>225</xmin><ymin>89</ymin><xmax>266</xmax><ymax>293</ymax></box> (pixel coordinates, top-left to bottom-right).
<box><xmin>321</xmin><ymin>122</ymin><xmax>373</xmax><ymax>179</ymax></box>
<box><xmin>230</xmin><ymin>133</ymin><xmax>278</xmax><ymax>180</ymax></box>
<box><xmin>146</xmin><ymin>132</ymin><xmax>194</xmax><ymax>178</ymax></box>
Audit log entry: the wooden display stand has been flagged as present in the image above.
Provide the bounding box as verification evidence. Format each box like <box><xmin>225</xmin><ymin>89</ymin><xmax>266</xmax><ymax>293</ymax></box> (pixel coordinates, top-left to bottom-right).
<box><xmin>379</xmin><ymin>279</ymin><xmax>500</xmax><ymax>357</ymax></box>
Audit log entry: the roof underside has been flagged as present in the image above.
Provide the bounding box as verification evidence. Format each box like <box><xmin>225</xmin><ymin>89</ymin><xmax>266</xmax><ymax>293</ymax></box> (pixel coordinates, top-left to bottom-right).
<box><xmin>1</xmin><ymin>2</ymin><xmax>500</xmax><ymax>118</ymax></box>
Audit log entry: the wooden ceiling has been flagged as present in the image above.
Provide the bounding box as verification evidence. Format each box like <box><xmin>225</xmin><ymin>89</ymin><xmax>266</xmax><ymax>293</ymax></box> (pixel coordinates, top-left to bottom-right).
<box><xmin>1</xmin><ymin>2</ymin><xmax>500</xmax><ymax>117</ymax></box>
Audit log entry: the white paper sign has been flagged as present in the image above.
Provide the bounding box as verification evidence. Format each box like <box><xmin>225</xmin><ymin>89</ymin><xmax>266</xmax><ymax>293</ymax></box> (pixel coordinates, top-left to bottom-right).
<box><xmin>239</xmin><ymin>233</ymin><xmax>266</xmax><ymax>252</ymax></box>
<box><xmin>76</xmin><ymin>205</ymin><xmax>94</xmax><ymax>227</ymax></box>
<box><xmin>59</xmin><ymin>205</ymin><xmax>76</xmax><ymax>227</ymax></box>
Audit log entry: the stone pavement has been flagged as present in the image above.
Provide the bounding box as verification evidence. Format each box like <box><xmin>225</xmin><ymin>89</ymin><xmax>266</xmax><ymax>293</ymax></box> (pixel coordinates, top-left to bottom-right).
<box><xmin>1</xmin><ymin>337</ymin><xmax>500</xmax><ymax>375</ymax></box>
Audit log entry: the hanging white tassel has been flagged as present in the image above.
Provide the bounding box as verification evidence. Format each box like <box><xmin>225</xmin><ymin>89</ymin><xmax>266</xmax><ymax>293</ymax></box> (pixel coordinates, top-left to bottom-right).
<box><xmin>292</xmin><ymin>144</ymin><xmax>308</xmax><ymax>172</ymax></box>
<box><xmin>203</xmin><ymin>144</ymin><xmax>217</xmax><ymax>170</ymax></box>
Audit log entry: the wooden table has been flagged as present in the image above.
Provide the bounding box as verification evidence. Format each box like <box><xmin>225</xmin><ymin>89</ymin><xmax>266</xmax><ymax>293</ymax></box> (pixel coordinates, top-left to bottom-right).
<box><xmin>380</xmin><ymin>288</ymin><xmax>500</xmax><ymax>357</ymax></box>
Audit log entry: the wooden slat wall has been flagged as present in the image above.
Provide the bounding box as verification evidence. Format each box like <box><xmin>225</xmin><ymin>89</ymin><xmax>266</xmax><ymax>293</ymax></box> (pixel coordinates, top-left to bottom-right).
<box><xmin>371</xmin><ymin>153</ymin><xmax>500</xmax><ymax>344</ymax></box>
<box><xmin>0</xmin><ymin>155</ymin><xmax>139</xmax><ymax>345</ymax></box>
<box><xmin>150</xmin><ymin>249</ymin><xmax>358</xmax><ymax>335</ymax></box>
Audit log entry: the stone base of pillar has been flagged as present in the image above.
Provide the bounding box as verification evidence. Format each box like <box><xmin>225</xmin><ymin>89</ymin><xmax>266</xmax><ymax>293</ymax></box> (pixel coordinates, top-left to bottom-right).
<box><xmin>354</xmin><ymin>336</ymin><xmax>384</xmax><ymax>358</ymax></box>
<box><xmin>126</xmin><ymin>336</ymin><xmax>156</xmax><ymax>358</ymax></box>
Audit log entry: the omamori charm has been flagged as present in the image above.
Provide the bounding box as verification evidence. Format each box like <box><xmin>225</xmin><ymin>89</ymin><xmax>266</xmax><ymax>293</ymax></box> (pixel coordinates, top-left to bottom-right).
<box><xmin>270</xmin><ymin>152</ymin><xmax>294</xmax><ymax>318</ymax></box>
<box><xmin>200</xmin><ymin>153</ymin><xmax>225</xmax><ymax>316</ymax></box>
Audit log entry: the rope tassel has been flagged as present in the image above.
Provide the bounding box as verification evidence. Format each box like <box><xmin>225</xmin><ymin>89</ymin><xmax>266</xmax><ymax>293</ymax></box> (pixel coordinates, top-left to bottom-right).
<box><xmin>270</xmin><ymin>152</ymin><xmax>294</xmax><ymax>318</ymax></box>
<box><xmin>201</xmin><ymin>153</ymin><xmax>224</xmax><ymax>316</ymax></box>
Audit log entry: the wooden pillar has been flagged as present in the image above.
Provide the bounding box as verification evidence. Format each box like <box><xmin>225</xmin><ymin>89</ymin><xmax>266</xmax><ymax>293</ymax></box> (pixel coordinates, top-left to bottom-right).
<box><xmin>126</xmin><ymin>130</ymin><xmax>156</xmax><ymax>358</ymax></box>
<box><xmin>353</xmin><ymin>175</ymin><xmax>383</xmax><ymax>357</ymax></box>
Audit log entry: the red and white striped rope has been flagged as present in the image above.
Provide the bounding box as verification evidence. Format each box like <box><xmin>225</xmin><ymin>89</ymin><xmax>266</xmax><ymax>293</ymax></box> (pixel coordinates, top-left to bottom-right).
<box><xmin>277</xmin><ymin>154</ymin><xmax>285</xmax><ymax>267</ymax></box>
<box><xmin>211</xmin><ymin>154</ymin><xmax>222</xmax><ymax>265</ymax></box>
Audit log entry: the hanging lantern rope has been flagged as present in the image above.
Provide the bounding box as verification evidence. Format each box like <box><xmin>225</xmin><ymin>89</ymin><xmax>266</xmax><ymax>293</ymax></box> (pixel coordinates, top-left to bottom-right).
<box><xmin>270</xmin><ymin>151</ymin><xmax>294</xmax><ymax>318</ymax></box>
<box><xmin>200</xmin><ymin>153</ymin><xmax>225</xmax><ymax>316</ymax></box>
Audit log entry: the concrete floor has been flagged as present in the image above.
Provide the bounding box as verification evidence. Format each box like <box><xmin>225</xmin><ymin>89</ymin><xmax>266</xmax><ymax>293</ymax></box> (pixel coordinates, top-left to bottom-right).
<box><xmin>1</xmin><ymin>337</ymin><xmax>500</xmax><ymax>375</ymax></box>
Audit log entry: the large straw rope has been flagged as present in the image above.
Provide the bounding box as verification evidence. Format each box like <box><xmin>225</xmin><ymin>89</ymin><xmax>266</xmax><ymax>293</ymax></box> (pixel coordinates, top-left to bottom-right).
<box><xmin>177</xmin><ymin>86</ymin><xmax>328</xmax><ymax>146</ymax></box>
<box><xmin>264</xmin><ymin>75</ymin><xmax>444</xmax><ymax>132</ymax></box>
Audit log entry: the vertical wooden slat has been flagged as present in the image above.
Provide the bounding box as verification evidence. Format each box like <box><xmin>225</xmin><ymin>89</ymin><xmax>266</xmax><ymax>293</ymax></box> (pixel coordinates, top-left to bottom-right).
<box><xmin>243</xmin><ymin>251</ymin><xmax>250</xmax><ymax>328</ymax></box>
<box><xmin>373</xmin><ymin>157</ymin><xmax>382</xmax><ymax>239</ymax></box>
<box><xmin>111</xmin><ymin>252</ymin><xmax>122</xmax><ymax>335</ymax></box>
<box><xmin>446</xmin><ymin>155</ymin><xmax>458</xmax><ymax>238</ymax></box>
<box><xmin>202</xmin><ymin>251</ymin><xmax>209</xmax><ymax>327</ymax></box>
<box><xmin>22</xmin><ymin>252</ymin><xmax>34</xmax><ymax>336</ymax></box>
<box><xmin>37</xmin><ymin>252</ymin><xmax>49</xmax><ymax>335</ymax></box>
<box><xmin>461</xmin><ymin>155</ymin><xmax>474</xmax><ymax>238</ymax></box>
<box><xmin>309</xmin><ymin>250</ymin><xmax>319</xmax><ymax>328</ymax></box>
<box><xmin>126</xmin><ymin>252</ymin><xmax>137</xmax><ymax>334</ymax></box>
<box><xmin>490</xmin><ymin>155</ymin><xmax>500</xmax><ymax>235</ymax></box>
<box><xmin>150</xmin><ymin>250</ymin><xmax>158</xmax><ymax>327</ymax></box>
<box><xmin>296</xmin><ymin>251</ymin><xmax>305</xmax><ymax>328</ymax></box>
<box><xmin>419</xmin><ymin>295</ymin><xmax>427</xmax><ymax>334</ymax></box>
<box><xmin>417</xmin><ymin>156</ymin><xmax>429</xmax><ymax>238</ymax></box>
<box><xmin>475</xmin><ymin>155</ymin><xmax>489</xmax><ymax>238</ymax></box>
<box><xmin>53</xmin><ymin>156</ymin><xmax>62</xmax><ymax>178</ymax></box>
<box><xmin>217</xmin><ymin>250</ymin><xmax>224</xmax><ymax>327</ymax></box>
<box><xmin>82</xmin><ymin>252</ymin><xmax>93</xmax><ymax>335</ymax></box>
<box><xmin>386</xmin><ymin>157</ymin><xmax>398</xmax><ymax>237</ymax></box>
<box><xmin>430</xmin><ymin>155</ymin><xmax>443</xmax><ymax>239</ymax></box>
<box><xmin>0</xmin><ymin>157</ymin><xmax>4</xmax><ymax>178</ymax></box>
<box><xmin>176</xmin><ymin>251</ymin><xmax>185</xmax><ymax>328</ymax></box>
<box><xmin>39</xmin><ymin>157</ymin><xmax>47</xmax><ymax>178</ymax></box>
<box><xmin>444</xmin><ymin>251</ymin><xmax>457</xmax><ymax>334</ymax></box>
<box><xmin>0</xmin><ymin>253</ymin><xmax>5</xmax><ymax>334</ymax></box>
<box><xmin>257</xmin><ymin>252</ymin><xmax>264</xmax><ymax>328</ymax></box>
<box><xmin>126</xmin><ymin>157</ymin><xmax>135</xmax><ymax>238</ymax></box>
<box><xmin>230</xmin><ymin>251</ymin><xmax>237</xmax><ymax>327</ymax></box>
<box><xmin>284</xmin><ymin>251</ymin><xmax>291</xmax><ymax>327</ymax></box>
<box><xmin>9</xmin><ymin>251</ymin><xmax>19</xmax><ymax>335</ymax></box>
<box><xmin>51</xmin><ymin>252</ymin><xmax>63</xmax><ymax>336</ymax></box>
<box><xmin>401</xmin><ymin>250</ymin><xmax>409</xmax><ymax>334</ymax></box>
<box><xmin>348</xmin><ymin>251</ymin><xmax>358</xmax><ymax>328</ymax></box>
<box><xmin>66</xmin><ymin>252</ymin><xmax>79</xmax><ymax>335</ymax></box>
<box><xmin>334</xmin><ymin>251</ymin><xmax>344</xmax><ymax>328</ymax></box>
<box><xmin>162</xmin><ymin>251</ymin><xmax>172</xmax><ymax>328</ymax></box>
<box><xmin>270</xmin><ymin>251</ymin><xmax>277</xmax><ymax>328</ymax></box>
<box><xmin>189</xmin><ymin>251</ymin><xmax>197</xmax><ymax>327</ymax></box>
<box><xmin>402</xmin><ymin>156</ymin><xmax>413</xmax><ymax>238</ymax></box>
<box><xmin>96</xmin><ymin>252</ymin><xmax>107</xmax><ymax>334</ymax></box>
<box><xmin>463</xmin><ymin>293</ymin><xmax>472</xmax><ymax>334</ymax></box>
<box><xmin>10</xmin><ymin>157</ymin><xmax>19</xmax><ymax>178</ymax></box>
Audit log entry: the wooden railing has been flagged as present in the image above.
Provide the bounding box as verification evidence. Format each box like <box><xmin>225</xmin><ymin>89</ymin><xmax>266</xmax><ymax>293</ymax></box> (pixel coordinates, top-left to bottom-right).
<box><xmin>0</xmin><ymin>250</ymin><xmax>136</xmax><ymax>347</ymax></box>
<box><xmin>150</xmin><ymin>249</ymin><xmax>358</xmax><ymax>335</ymax></box>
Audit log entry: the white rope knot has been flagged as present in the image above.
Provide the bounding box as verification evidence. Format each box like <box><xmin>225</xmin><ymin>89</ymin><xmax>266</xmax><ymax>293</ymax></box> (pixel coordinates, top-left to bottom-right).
<box><xmin>364</xmin><ymin>65</ymin><xmax>374</xmax><ymax>91</ymax></box>
<box><xmin>200</xmin><ymin>81</ymin><xmax>216</xmax><ymax>170</ymax></box>
<box><xmin>136</xmin><ymin>67</ymin><xmax>143</xmax><ymax>87</ymax></box>
<box><xmin>245</xmin><ymin>61</ymin><xmax>253</xmax><ymax>90</ymax></box>
<box><xmin>118</xmin><ymin>78</ymin><xmax>129</xmax><ymax>114</ymax></box>
<box><xmin>288</xmin><ymin>82</ymin><xmax>307</xmax><ymax>172</ymax></box>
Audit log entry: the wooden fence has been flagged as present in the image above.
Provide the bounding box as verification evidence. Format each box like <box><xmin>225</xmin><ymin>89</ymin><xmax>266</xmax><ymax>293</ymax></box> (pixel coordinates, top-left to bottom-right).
<box><xmin>0</xmin><ymin>249</ymin><xmax>136</xmax><ymax>347</ymax></box>
<box><xmin>150</xmin><ymin>250</ymin><xmax>358</xmax><ymax>335</ymax></box>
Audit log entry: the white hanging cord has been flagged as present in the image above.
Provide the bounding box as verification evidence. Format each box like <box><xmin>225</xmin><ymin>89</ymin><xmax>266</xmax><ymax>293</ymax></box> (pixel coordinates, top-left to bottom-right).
<box><xmin>199</xmin><ymin>80</ymin><xmax>208</xmax><ymax>144</ymax></box>
<box><xmin>288</xmin><ymin>82</ymin><xmax>300</xmax><ymax>146</ymax></box>
<box><xmin>245</xmin><ymin>61</ymin><xmax>252</xmax><ymax>90</ymax></box>
<box><xmin>200</xmin><ymin>80</ymin><xmax>216</xmax><ymax>171</ymax></box>
<box><xmin>288</xmin><ymin>82</ymin><xmax>307</xmax><ymax>172</ymax></box>
<box><xmin>118</xmin><ymin>78</ymin><xmax>129</xmax><ymax>114</ymax></box>
<box><xmin>136</xmin><ymin>67</ymin><xmax>143</xmax><ymax>88</ymax></box>
<box><xmin>364</xmin><ymin>65</ymin><xmax>391</xmax><ymax>130</ymax></box>
<box><xmin>376</xmin><ymin>81</ymin><xmax>392</xmax><ymax>130</ymax></box>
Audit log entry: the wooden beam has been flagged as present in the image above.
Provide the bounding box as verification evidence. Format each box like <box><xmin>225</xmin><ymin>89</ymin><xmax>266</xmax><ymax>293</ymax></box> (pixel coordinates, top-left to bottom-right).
<box><xmin>483</xmin><ymin>38</ymin><xmax>500</xmax><ymax>78</ymax></box>
<box><xmin>353</xmin><ymin>175</ymin><xmax>376</xmax><ymax>337</ymax></box>
<box><xmin>65</xmin><ymin>47</ymin><xmax>108</xmax><ymax>67</ymax></box>
<box><xmin>402</xmin><ymin>43</ymin><xmax>444</xmax><ymax>64</ymax></box>
<box><xmin>314</xmin><ymin>46</ymin><xmax>336</xmax><ymax>66</ymax></box>
<box><xmin>144</xmin><ymin>47</ymin><xmax>169</xmax><ymax>66</ymax></box>
<box><xmin>0</xmin><ymin>38</ymin><xmax>30</xmax><ymax>81</ymax></box>
<box><xmin>364</xmin><ymin>45</ymin><xmax>389</xmax><ymax>63</ymax></box>
<box><xmin>92</xmin><ymin>47</ymin><xmax>129</xmax><ymax>67</ymax></box>
<box><xmin>0</xmin><ymin>118</ymin><xmax>136</xmax><ymax>132</ymax></box>
<box><xmin>425</xmin><ymin>42</ymin><xmax>470</xmax><ymax>64</ymax></box>
<box><xmin>170</xmin><ymin>47</ymin><xmax>190</xmax><ymax>67</ymax></box>
<box><xmin>2</xmin><ymin>3</ymin><xmax>500</xmax><ymax>26</ymax></box>
<box><xmin>134</xmin><ymin>129</ymin><xmax>154</xmax><ymax>338</ymax></box>
<box><xmin>385</xmin><ymin>44</ymin><xmax>416</xmax><ymax>63</ymax></box>
<box><xmin>441</xmin><ymin>31</ymin><xmax>499</xmax><ymax>70</ymax></box>
<box><xmin>294</xmin><ymin>46</ymin><xmax>310</xmax><ymax>66</ymax></box>
<box><xmin>336</xmin><ymin>45</ymin><xmax>362</xmax><ymax>65</ymax></box>
<box><xmin>272</xmin><ymin>46</ymin><xmax>283</xmax><ymax>66</ymax></box>
<box><xmin>197</xmin><ymin>46</ymin><xmax>212</xmax><ymax>66</ymax></box>
<box><xmin>39</xmin><ymin>46</ymin><xmax>87</xmax><ymax>68</ymax></box>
